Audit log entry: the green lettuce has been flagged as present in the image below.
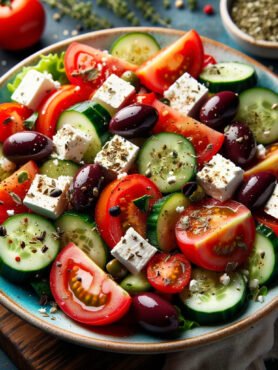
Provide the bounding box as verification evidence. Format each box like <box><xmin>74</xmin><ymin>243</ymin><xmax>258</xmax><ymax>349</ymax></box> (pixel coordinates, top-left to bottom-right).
<box><xmin>7</xmin><ymin>52</ymin><xmax>68</xmax><ymax>94</ymax></box>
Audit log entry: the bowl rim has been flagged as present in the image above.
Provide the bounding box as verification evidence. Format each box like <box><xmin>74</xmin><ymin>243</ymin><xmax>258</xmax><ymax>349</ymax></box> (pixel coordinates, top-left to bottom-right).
<box><xmin>220</xmin><ymin>0</ymin><xmax>278</xmax><ymax>49</ymax></box>
<box><xmin>0</xmin><ymin>26</ymin><xmax>278</xmax><ymax>354</ymax></box>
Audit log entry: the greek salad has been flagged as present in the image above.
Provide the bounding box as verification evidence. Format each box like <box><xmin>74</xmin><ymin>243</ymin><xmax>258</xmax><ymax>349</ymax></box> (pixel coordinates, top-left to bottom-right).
<box><xmin>0</xmin><ymin>30</ymin><xmax>277</xmax><ymax>334</ymax></box>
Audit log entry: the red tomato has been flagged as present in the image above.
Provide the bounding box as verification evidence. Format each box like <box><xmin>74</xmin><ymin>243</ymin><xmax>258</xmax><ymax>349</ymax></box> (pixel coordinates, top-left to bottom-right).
<box><xmin>35</xmin><ymin>85</ymin><xmax>91</xmax><ymax>138</ymax></box>
<box><xmin>175</xmin><ymin>199</ymin><xmax>256</xmax><ymax>271</ymax></box>
<box><xmin>136</xmin><ymin>30</ymin><xmax>204</xmax><ymax>94</ymax></box>
<box><xmin>203</xmin><ymin>54</ymin><xmax>217</xmax><ymax>68</ymax></box>
<box><xmin>244</xmin><ymin>143</ymin><xmax>278</xmax><ymax>179</ymax></box>
<box><xmin>65</xmin><ymin>42</ymin><xmax>137</xmax><ymax>90</ymax></box>
<box><xmin>95</xmin><ymin>174</ymin><xmax>161</xmax><ymax>248</ymax></box>
<box><xmin>147</xmin><ymin>253</ymin><xmax>191</xmax><ymax>294</ymax></box>
<box><xmin>50</xmin><ymin>243</ymin><xmax>131</xmax><ymax>326</ymax></box>
<box><xmin>0</xmin><ymin>0</ymin><xmax>45</xmax><ymax>51</ymax></box>
<box><xmin>255</xmin><ymin>212</ymin><xmax>278</xmax><ymax>236</ymax></box>
<box><xmin>136</xmin><ymin>95</ymin><xmax>224</xmax><ymax>167</ymax></box>
<box><xmin>0</xmin><ymin>203</ymin><xmax>27</xmax><ymax>224</ymax></box>
<box><xmin>0</xmin><ymin>103</ymin><xmax>32</xmax><ymax>142</ymax></box>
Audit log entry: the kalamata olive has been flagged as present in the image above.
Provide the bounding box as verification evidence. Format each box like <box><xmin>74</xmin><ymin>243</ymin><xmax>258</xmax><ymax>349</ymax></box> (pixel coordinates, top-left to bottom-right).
<box><xmin>222</xmin><ymin>122</ymin><xmax>257</xmax><ymax>167</ymax></box>
<box><xmin>133</xmin><ymin>292</ymin><xmax>179</xmax><ymax>334</ymax></box>
<box><xmin>199</xmin><ymin>91</ymin><xmax>239</xmax><ymax>129</ymax></box>
<box><xmin>235</xmin><ymin>172</ymin><xmax>276</xmax><ymax>210</ymax></box>
<box><xmin>109</xmin><ymin>104</ymin><xmax>159</xmax><ymax>138</ymax></box>
<box><xmin>3</xmin><ymin>131</ymin><xmax>53</xmax><ymax>164</ymax></box>
<box><xmin>182</xmin><ymin>181</ymin><xmax>205</xmax><ymax>202</ymax></box>
<box><xmin>121</xmin><ymin>71</ymin><xmax>141</xmax><ymax>92</ymax></box>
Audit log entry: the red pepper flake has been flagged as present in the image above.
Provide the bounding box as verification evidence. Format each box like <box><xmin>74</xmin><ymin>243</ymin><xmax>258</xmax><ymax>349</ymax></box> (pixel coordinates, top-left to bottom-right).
<box><xmin>15</xmin><ymin>256</ymin><xmax>21</xmax><ymax>262</ymax></box>
<box><xmin>203</xmin><ymin>4</ymin><xmax>214</xmax><ymax>15</ymax></box>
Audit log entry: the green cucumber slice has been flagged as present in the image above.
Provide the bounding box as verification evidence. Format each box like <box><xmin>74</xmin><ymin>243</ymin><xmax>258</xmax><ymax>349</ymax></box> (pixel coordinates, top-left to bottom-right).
<box><xmin>180</xmin><ymin>268</ymin><xmax>247</xmax><ymax>324</ymax></box>
<box><xmin>147</xmin><ymin>193</ymin><xmax>190</xmax><ymax>252</ymax></box>
<box><xmin>138</xmin><ymin>132</ymin><xmax>196</xmax><ymax>193</ymax></box>
<box><xmin>120</xmin><ymin>272</ymin><xmax>151</xmax><ymax>294</ymax></box>
<box><xmin>55</xmin><ymin>212</ymin><xmax>107</xmax><ymax>268</ymax></box>
<box><xmin>110</xmin><ymin>32</ymin><xmax>160</xmax><ymax>65</ymax></box>
<box><xmin>40</xmin><ymin>159</ymin><xmax>80</xmax><ymax>179</ymax></box>
<box><xmin>236</xmin><ymin>87</ymin><xmax>278</xmax><ymax>144</ymax></box>
<box><xmin>199</xmin><ymin>62</ymin><xmax>257</xmax><ymax>93</ymax></box>
<box><xmin>248</xmin><ymin>224</ymin><xmax>278</xmax><ymax>285</ymax></box>
<box><xmin>0</xmin><ymin>214</ymin><xmax>60</xmax><ymax>282</ymax></box>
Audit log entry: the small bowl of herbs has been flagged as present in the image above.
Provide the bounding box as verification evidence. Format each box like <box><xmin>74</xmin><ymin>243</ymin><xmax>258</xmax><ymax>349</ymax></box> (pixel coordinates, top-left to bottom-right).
<box><xmin>220</xmin><ymin>0</ymin><xmax>278</xmax><ymax>59</ymax></box>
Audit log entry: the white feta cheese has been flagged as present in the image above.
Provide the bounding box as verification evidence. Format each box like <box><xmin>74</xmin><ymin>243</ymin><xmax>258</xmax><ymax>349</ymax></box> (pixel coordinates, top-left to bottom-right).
<box><xmin>111</xmin><ymin>227</ymin><xmax>157</xmax><ymax>274</ymax></box>
<box><xmin>53</xmin><ymin>124</ymin><xmax>91</xmax><ymax>163</ymax></box>
<box><xmin>164</xmin><ymin>72</ymin><xmax>208</xmax><ymax>117</ymax></box>
<box><xmin>257</xmin><ymin>295</ymin><xmax>265</xmax><ymax>303</ymax></box>
<box><xmin>6</xmin><ymin>210</ymin><xmax>15</xmax><ymax>216</ymax></box>
<box><xmin>197</xmin><ymin>154</ymin><xmax>244</xmax><ymax>201</ymax></box>
<box><xmin>249</xmin><ymin>278</ymin><xmax>259</xmax><ymax>290</ymax></box>
<box><xmin>23</xmin><ymin>174</ymin><xmax>72</xmax><ymax>219</ymax></box>
<box><xmin>256</xmin><ymin>144</ymin><xmax>266</xmax><ymax>159</ymax></box>
<box><xmin>38</xmin><ymin>308</ymin><xmax>47</xmax><ymax>314</ymax></box>
<box><xmin>117</xmin><ymin>172</ymin><xmax>128</xmax><ymax>180</ymax></box>
<box><xmin>94</xmin><ymin>135</ymin><xmax>139</xmax><ymax>174</ymax></box>
<box><xmin>0</xmin><ymin>157</ymin><xmax>16</xmax><ymax>173</ymax></box>
<box><xmin>11</xmin><ymin>70</ymin><xmax>58</xmax><ymax>111</ymax></box>
<box><xmin>189</xmin><ymin>279</ymin><xmax>199</xmax><ymax>292</ymax></box>
<box><xmin>264</xmin><ymin>184</ymin><xmax>278</xmax><ymax>220</ymax></box>
<box><xmin>219</xmin><ymin>273</ymin><xmax>231</xmax><ymax>286</ymax></box>
<box><xmin>176</xmin><ymin>206</ymin><xmax>185</xmax><ymax>213</ymax></box>
<box><xmin>93</xmin><ymin>74</ymin><xmax>136</xmax><ymax>115</ymax></box>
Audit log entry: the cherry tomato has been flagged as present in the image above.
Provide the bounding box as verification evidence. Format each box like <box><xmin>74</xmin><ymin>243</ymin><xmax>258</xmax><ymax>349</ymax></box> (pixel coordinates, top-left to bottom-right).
<box><xmin>147</xmin><ymin>253</ymin><xmax>191</xmax><ymax>294</ymax></box>
<box><xmin>0</xmin><ymin>103</ymin><xmax>32</xmax><ymax>142</ymax></box>
<box><xmin>202</xmin><ymin>54</ymin><xmax>217</xmax><ymax>68</ymax></box>
<box><xmin>50</xmin><ymin>243</ymin><xmax>131</xmax><ymax>326</ymax></box>
<box><xmin>136</xmin><ymin>30</ymin><xmax>204</xmax><ymax>94</ymax></box>
<box><xmin>175</xmin><ymin>199</ymin><xmax>256</xmax><ymax>271</ymax></box>
<box><xmin>95</xmin><ymin>174</ymin><xmax>161</xmax><ymax>248</ymax></box>
<box><xmin>0</xmin><ymin>0</ymin><xmax>45</xmax><ymax>51</ymax></box>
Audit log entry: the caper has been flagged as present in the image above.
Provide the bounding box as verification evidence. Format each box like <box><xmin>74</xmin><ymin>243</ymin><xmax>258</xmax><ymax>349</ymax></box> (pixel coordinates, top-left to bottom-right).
<box><xmin>121</xmin><ymin>71</ymin><xmax>141</xmax><ymax>92</ymax></box>
<box><xmin>106</xmin><ymin>259</ymin><xmax>128</xmax><ymax>279</ymax></box>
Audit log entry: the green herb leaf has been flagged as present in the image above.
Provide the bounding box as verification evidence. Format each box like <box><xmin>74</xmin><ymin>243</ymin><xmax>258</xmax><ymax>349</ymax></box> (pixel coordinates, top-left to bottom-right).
<box><xmin>24</xmin><ymin>112</ymin><xmax>38</xmax><ymax>130</ymax></box>
<box><xmin>175</xmin><ymin>306</ymin><xmax>199</xmax><ymax>331</ymax></box>
<box><xmin>133</xmin><ymin>195</ymin><xmax>152</xmax><ymax>212</ymax></box>
<box><xmin>17</xmin><ymin>171</ymin><xmax>29</xmax><ymax>184</ymax></box>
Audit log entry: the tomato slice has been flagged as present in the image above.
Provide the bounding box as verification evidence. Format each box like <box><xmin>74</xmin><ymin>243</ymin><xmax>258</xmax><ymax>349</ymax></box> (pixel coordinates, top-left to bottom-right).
<box><xmin>244</xmin><ymin>143</ymin><xmax>278</xmax><ymax>179</ymax></box>
<box><xmin>147</xmin><ymin>253</ymin><xmax>191</xmax><ymax>294</ymax></box>
<box><xmin>50</xmin><ymin>243</ymin><xmax>131</xmax><ymax>326</ymax></box>
<box><xmin>95</xmin><ymin>174</ymin><xmax>161</xmax><ymax>248</ymax></box>
<box><xmin>136</xmin><ymin>30</ymin><xmax>204</xmax><ymax>94</ymax></box>
<box><xmin>255</xmin><ymin>212</ymin><xmax>278</xmax><ymax>236</ymax></box>
<box><xmin>175</xmin><ymin>199</ymin><xmax>256</xmax><ymax>271</ymax></box>
<box><xmin>202</xmin><ymin>54</ymin><xmax>217</xmax><ymax>68</ymax></box>
<box><xmin>65</xmin><ymin>42</ymin><xmax>137</xmax><ymax>90</ymax></box>
<box><xmin>35</xmin><ymin>85</ymin><xmax>91</xmax><ymax>138</ymax></box>
<box><xmin>0</xmin><ymin>103</ymin><xmax>32</xmax><ymax>142</ymax></box>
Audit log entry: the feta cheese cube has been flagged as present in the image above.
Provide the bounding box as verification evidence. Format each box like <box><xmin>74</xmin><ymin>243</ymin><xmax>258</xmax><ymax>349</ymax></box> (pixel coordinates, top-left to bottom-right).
<box><xmin>92</xmin><ymin>74</ymin><xmax>135</xmax><ymax>115</ymax></box>
<box><xmin>94</xmin><ymin>135</ymin><xmax>139</xmax><ymax>174</ymax></box>
<box><xmin>53</xmin><ymin>124</ymin><xmax>91</xmax><ymax>163</ymax></box>
<box><xmin>219</xmin><ymin>273</ymin><xmax>230</xmax><ymax>286</ymax></box>
<box><xmin>197</xmin><ymin>154</ymin><xmax>244</xmax><ymax>201</ymax></box>
<box><xmin>111</xmin><ymin>227</ymin><xmax>157</xmax><ymax>274</ymax></box>
<box><xmin>23</xmin><ymin>174</ymin><xmax>72</xmax><ymax>219</ymax></box>
<box><xmin>264</xmin><ymin>184</ymin><xmax>278</xmax><ymax>220</ymax></box>
<box><xmin>11</xmin><ymin>70</ymin><xmax>58</xmax><ymax>111</ymax></box>
<box><xmin>164</xmin><ymin>72</ymin><xmax>208</xmax><ymax>117</ymax></box>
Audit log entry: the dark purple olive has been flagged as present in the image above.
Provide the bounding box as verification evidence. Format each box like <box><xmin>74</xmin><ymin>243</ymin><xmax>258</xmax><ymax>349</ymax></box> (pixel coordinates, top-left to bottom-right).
<box><xmin>222</xmin><ymin>122</ymin><xmax>257</xmax><ymax>167</ymax></box>
<box><xmin>182</xmin><ymin>182</ymin><xmax>198</xmax><ymax>197</ymax></box>
<box><xmin>3</xmin><ymin>131</ymin><xmax>53</xmax><ymax>164</ymax></box>
<box><xmin>133</xmin><ymin>292</ymin><xmax>179</xmax><ymax>334</ymax></box>
<box><xmin>199</xmin><ymin>91</ymin><xmax>239</xmax><ymax>129</ymax></box>
<box><xmin>109</xmin><ymin>104</ymin><xmax>158</xmax><ymax>138</ymax></box>
<box><xmin>235</xmin><ymin>172</ymin><xmax>276</xmax><ymax>210</ymax></box>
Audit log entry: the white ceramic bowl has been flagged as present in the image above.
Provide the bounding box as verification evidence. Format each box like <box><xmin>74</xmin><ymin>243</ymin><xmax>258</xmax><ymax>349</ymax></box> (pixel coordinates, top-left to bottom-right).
<box><xmin>220</xmin><ymin>0</ymin><xmax>278</xmax><ymax>59</ymax></box>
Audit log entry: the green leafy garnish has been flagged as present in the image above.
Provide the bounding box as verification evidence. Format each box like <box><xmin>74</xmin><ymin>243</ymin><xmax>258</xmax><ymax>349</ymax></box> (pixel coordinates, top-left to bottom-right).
<box><xmin>175</xmin><ymin>306</ymin><xmax>199</xmax><ymax>331</ymax></box>
<box><xmin>24</xmin><ymin>112</ymin><xmax>38</xmax><ymax>130</ymax></box>
<box><xmin>133</xmin><ymin>195</ymin><xmax>152</xmax><ymax>212</ymax></box>
<box><xmin>17</xmin><ymin>171</ymin><xmax>29</xmax><ymax>184</ymax></box>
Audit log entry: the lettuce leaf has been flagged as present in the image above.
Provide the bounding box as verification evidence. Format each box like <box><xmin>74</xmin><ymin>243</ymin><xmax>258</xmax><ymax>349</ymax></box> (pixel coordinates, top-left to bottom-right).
<box><xmin>7</xmin><ymin>52</ymin><xmax>68</xmax><ymax>94</ymax></box>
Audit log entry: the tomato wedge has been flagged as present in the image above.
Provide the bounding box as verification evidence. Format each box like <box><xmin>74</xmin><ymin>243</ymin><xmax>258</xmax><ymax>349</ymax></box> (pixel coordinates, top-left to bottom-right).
<box><xmin>50</xmin><ymin>243</ymin><xmax>131</xmax><ymax>326</ymax></box>
<box><xmin>65</xmin><ymin>42</ymin><xmax>137</xmax><ymax>90</ymax></box>
<box><xmin>202</xmin><ymin>54</ymin><xmax>217</xmax><ymax>69</ymax></box>
<box><xmin>35</xmin><ymin>85</ymin><xmax>91</xmax><ymax>138</ymax></box>
<box><xmin>95</xmin><ymin>174</ymin><xmax>161</xmax><ymax>248</ymax></box>
<box><xmin>244</xmin><ymin>143</ymin><xmax>278</xmax><ymax>179</ymax></box>
<box><xmin>147</xmin><ymin>253</ymin><xmax>191</xmax><ymax>294</ymax></box>
<box><xmin>0</xmin><ymin>103</ymin><xmax>32</xmax><ymax>142</ymax></box>
<box><xmin>136</xmin><ymin>30</ymin><xmax>204</xmax><ymax>94</ymax></box>
<box><xmin>175</xmin><ymin>199</ymin><xmax>256</xmax><ymax>271</ymax></box>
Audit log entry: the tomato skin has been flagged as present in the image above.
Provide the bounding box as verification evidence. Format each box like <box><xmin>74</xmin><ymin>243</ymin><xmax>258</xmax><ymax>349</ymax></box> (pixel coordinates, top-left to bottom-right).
<box><xmin>244</xmin><ymin>144</ymin><xmax>278</xmax><ymax>179</ymax></box>
<box><xmin>0</xmin><ymin>103</ymin><xmax>32</xmax><ymax>142</ymax></box>
<box><xmin>65</xmin><ymin>42</ymin><xmax>137</xmax><ymax>90</ymax></box>
<box><xmin>255</xmin><ymin>212</ymin><xmax>278</xmax><ymax>236</ymax></box>
<box><xmin>50</xmin><ymin>243</ymin><xmax>132</xmax><ymax>326</ymax></box>
<box><xmin>0</xmin><ymin>0</ymin><xmax>45</xmax><ymax>51</ymax></box>
<box><xmin>147</xmin><ymin>253</ymin><xmax>191</xmax><ymax>294</ymax></box>
<box><xmin>95</xmin><ymin>174</ymin><xmax>162</xmax><ymax>248</ymax></box>
<box><xmin>202</xmin><ymin>54</ymin><xmax>217</xmax><ymax>68</ymax></box>
<box><xmin>176</xmin><ymin>199</ymin><xmax>256</xmax><ymax>271</ymax></box>
<box><xmin>136</xmin><ymin>30</ymin><xmax>204</xmax><ymax>94</ymax></box>
<box><xmin>35</xmin><ymin>85</ymin><xmax>91</xmax><ymax>138</ymax></box>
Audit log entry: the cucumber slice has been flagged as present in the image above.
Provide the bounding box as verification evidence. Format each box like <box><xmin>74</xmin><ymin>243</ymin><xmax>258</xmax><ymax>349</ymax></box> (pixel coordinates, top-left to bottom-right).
<box><xmin>110</xmin><ymin>32</ymin><xmax>160</xmax><ymax>65</ymax></box>
<box><xmin>138</xmin><ymin>133</ymin><xmax>196</xmax><ymax>193</ymax></box>
<box><xmin>57</xmin><ymin>101</ymin><xmax>110</xmax><ymax>162</ymax></box>
<box><xmin>199</xmin><ymin>62</ymin><xmax>257</xmax><ymax>93</ymax></box>
<box><xmin>55</xmin><ymin>212</ymin><xmax>107</xmax><ymax>268</ymax></box>
<box><xmin>0</xmin><ymin>214</ymin><xmax>60</xmax><ymax>282</ymax></box>
<box><xmin>180</xmin><ymin>268</ymin><xmax>247</xmax><ymax>324</ymax></box>
<box><xmin>236</xmin><ymin>87</ymin><xmax>278</xmax><ymax>144</ymax></box>
<box><xmin>120</xmin><ymin>272</ymin><xmax>151</xmax><ymax>294</ymax></box>
<box><xmin>248</xmin><ymin>224</ymin><xmax>278</xmax><ymax>285</ymax></box>
<box><xmin>40</xmin><ymin>159</ymin><xmax>80</xmax><ymax>179</ymax></box>
<box><xmin>147</xmin><ymin>193</ymin><xmax>190</xmax><ymax>252</ymax></box>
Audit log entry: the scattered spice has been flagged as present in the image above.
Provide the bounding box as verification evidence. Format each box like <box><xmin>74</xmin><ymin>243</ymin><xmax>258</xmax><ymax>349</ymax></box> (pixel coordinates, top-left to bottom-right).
<box><xmin>0</xmin><ymin>226</ymin><xmax>7</xmax><ymax>237</ymax></box>
<box><xmin>109</xmin><ymin>205</ymin><xmax>121</xmax><ymax>217</ymax></box>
